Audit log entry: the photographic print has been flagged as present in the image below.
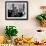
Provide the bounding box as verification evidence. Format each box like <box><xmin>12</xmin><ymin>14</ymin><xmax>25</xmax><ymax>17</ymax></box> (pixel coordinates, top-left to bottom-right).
<box><xmin>5</xmin><ymin>1</ymin><xmax>28</xmax><ymax>20</ymax></box>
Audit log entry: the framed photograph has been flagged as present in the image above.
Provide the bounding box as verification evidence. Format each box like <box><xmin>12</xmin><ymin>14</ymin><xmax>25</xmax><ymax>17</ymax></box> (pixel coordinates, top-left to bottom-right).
<box><xmin>5</xmin><ymin>1</ymin><xmax>28</xmax><ymax>20</ymax></box>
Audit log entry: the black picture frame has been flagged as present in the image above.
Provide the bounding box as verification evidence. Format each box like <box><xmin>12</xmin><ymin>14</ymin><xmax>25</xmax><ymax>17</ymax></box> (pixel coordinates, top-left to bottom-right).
<box><xmin>5</xmin><ymin>1</ymin><xmax>28</xmax><ymax>20</ymax></box>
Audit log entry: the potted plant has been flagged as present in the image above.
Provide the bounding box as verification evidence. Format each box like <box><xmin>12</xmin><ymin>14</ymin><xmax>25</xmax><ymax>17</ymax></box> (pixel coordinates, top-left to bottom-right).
<box><xmin>5</xmin><ymin>26</ymin><xmax>18</xmax><ymax>43</ymax></box>
<box><xmin>36</xmin><ymin>6</ymin><xmax>46</xmax><ymax>27</ymax></box>
<box><xmin>36</xmin><ymin>14</ymin><xmax>46</xmax><ymax>27</ymax></box>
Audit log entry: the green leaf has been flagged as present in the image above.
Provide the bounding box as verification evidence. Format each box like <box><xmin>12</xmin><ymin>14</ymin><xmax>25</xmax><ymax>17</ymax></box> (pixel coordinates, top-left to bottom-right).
<box><xmin>44</xmin><ymin>15</ymin><xmax>46</xmax><ymax>19</ymax></box>
<box><xmin>5</xmin><ymin>26</ymin><xmax>18</xmax><ymax>39</ymax></box>
<box><xmin>36</xmin><ymin>15</ymin><xmax>44</xmax><ymax>21</ymax></box>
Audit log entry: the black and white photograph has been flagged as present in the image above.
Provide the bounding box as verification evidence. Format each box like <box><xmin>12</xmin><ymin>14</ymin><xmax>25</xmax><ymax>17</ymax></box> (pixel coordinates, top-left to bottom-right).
<box><xmin>5</xmin><ymin>1</ymin><xmax>28</xmax><ymax>20</ymax></box>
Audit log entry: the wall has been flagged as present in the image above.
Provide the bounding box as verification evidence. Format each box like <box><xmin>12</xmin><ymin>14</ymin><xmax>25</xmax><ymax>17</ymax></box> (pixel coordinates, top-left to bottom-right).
<box><xmin>0</xmin><ymin>0</ymin><xmax>46</xmax><ymax>41</ymax></box>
